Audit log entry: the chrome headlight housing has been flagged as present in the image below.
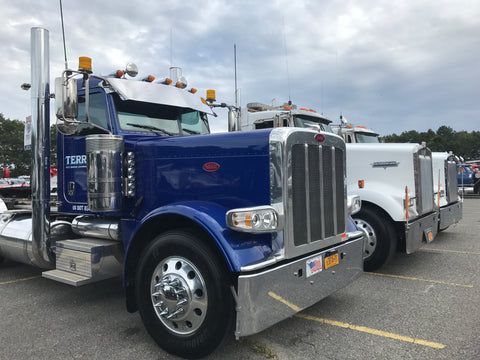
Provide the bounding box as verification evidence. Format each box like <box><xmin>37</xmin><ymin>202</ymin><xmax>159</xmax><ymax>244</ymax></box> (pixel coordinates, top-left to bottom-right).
<box><xmin>226</xmin><ymin>206</ymin><xmax>280</xmax><ymax>233</ymax></box>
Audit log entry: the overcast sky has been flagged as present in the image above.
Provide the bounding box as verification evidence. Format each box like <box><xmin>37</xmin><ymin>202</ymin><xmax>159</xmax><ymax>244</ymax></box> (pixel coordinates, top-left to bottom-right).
<box><xmin>1</xmin><ymin>0</ymin><xmax>479</xmax><ymax>136</ymax></box>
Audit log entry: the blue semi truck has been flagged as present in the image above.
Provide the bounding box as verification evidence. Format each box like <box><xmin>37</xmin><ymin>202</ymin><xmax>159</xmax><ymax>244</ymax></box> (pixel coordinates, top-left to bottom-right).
<box><xmin>0</xmin><ymin>28</ymin><xmax>364</xmax><ymax>358</ymax></box>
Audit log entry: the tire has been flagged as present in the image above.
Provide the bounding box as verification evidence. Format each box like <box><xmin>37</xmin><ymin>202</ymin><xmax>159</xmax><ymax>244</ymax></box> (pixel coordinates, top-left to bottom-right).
<box><xmin>135</xmin><ymin>229</ymin><xmax>234</xmax><ymax>359</ymax></box>
<box><xmin>353</xmin><ymin>207</ymin><xmax>397</xmax><ymax>272</ymax></box>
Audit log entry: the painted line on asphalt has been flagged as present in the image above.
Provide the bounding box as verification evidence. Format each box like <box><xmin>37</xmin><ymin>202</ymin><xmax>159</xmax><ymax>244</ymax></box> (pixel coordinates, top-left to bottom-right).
<box><xmin>420</xmin><ymin>247</ymin><xmax>480</xmax><ymax>256</ymax></box>
<box><xmin>295</xmin><ymin>313</ymin><xmax>445</xmax><ymax>349</ymax></box>
<box><xmin>364</xmin><ymin>272</ymin><xmax>473</xmax><ymax>288</ymax></box>
<box><xmin>0</xmin><ymin>275</ymin><xmax>41</xmax><ymax>286</ymax></box>
<box><xmin>268</xmin><ymin>292</ymin><xmax>445</xmax><ymax>350</ymax></box>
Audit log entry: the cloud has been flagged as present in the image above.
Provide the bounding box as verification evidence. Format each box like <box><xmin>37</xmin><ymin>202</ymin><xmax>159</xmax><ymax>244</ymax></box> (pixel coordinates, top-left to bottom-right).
<box><xmin>0</xmin><ymin>0</ymin><xmax>479</xmax><ymax>136</ymax></box>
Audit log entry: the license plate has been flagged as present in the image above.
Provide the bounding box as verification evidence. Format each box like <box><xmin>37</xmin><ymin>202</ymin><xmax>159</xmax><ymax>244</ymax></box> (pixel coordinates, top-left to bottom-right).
<box><xmin>324</xmin><ymin>252</ymin><xmax>339</xmax><ymax>270</ymax></box>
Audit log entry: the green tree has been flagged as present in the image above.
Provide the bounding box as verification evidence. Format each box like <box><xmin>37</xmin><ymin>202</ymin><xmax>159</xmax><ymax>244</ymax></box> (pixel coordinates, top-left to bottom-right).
<box><xmin>0</xmin><ymin>113</ymin><xmax>31</xmax><ymax>177</ymax></box>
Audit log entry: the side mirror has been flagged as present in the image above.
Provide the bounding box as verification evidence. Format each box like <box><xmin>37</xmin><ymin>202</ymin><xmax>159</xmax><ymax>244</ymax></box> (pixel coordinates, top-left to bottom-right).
<box><xmin>55</xmin><ymin>77</ymin><xmax>79</xmax><ymax>135</ymax></box>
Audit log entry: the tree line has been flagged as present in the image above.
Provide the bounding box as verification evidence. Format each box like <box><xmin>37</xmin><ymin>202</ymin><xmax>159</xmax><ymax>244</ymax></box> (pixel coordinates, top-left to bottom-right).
<box><xmin>381</xmin><ymin>125</ymin><xmax>480</xmax><ymax>160</ymax></box>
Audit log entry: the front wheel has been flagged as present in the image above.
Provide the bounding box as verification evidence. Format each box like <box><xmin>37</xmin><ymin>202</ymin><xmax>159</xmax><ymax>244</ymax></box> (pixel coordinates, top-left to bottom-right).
<box><xmin>354</xmin><ymin>207</ymin><xmax>397</xmax><ymax>271</ymax></box>
<box><xmin>135</xmin><ymin>229</ymin><xmax>234</xmax><ymax>359</ymax></box>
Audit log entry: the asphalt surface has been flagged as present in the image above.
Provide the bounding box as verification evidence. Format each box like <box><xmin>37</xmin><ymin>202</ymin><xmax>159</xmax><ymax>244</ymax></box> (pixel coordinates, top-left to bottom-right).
<box><xmin>1</xmin><ymin>199</ymin><xmax>479</xmax><ymax>360</ymax></box>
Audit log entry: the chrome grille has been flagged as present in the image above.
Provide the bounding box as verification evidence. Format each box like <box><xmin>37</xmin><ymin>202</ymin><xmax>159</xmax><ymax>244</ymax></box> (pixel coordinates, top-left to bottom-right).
<box><xmin>415</xmin><ymin>148</ymin><xmax>434</xmax><ymax>214</ymax></box>
<box><xmin>291</xmin><ymin>143</ymin><xmax>345</xmax><ymax>247</ymax></box>
<box><xmin>445</xmin><ymin>160</ymin><xmax>458</xmax><ymax>203</ymax></box>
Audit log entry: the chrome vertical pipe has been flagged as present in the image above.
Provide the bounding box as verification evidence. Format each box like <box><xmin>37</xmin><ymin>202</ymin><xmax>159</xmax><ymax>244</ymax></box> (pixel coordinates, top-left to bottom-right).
<box><xmin>30</xmin><ymin>27</ymin><xmax>53</xmax><ymax>268</ymax></box>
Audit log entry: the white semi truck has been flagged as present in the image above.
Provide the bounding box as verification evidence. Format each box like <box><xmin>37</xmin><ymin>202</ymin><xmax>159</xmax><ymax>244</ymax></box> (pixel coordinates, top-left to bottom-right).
<box><xmin>333</xmin><ymin>119</ymin><xmax>462</xmax><ymax>232</ymax></box>
<box><xmin>240</xmin><ymin>103</ymin><xmax>443</xmax><ymax>271</ymax></box>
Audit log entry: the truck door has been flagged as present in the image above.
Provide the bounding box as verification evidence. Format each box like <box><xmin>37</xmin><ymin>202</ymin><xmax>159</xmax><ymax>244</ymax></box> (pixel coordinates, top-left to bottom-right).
<box><xmin>58</xmin><ymin>90</ymin><xmax>110</xmax><ymax>213</ymax></box>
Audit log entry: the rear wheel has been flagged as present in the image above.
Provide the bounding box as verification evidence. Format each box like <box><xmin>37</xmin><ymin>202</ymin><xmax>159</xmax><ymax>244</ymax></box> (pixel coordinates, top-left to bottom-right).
<box><xmin>354</xmin><ymin>207</ymin><xmax>397</xmax><ymax>271</ymax></box>
<box><xmin>135</xmin><ymin>229</ymin><xmax>234</xmax><ymax>359</ymax></box>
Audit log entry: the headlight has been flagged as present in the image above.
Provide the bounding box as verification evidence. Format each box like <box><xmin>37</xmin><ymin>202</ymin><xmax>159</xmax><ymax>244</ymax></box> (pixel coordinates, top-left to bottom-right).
<box><xmin>347</xmin><ymin>195</ymin><xmax>362</xmax><ymax>216</ymax></box>
<box><xmin>226</xmin><ymin>206</ymin><xmax>279</xmax><ymax>232</ymax></box>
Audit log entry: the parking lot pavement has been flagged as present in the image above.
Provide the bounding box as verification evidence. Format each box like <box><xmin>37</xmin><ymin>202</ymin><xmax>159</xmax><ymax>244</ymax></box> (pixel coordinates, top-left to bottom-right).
<box><xmin>1</xmin><ymin>199</ymin><xmax>479</xmax><ymax>360</ymax></box>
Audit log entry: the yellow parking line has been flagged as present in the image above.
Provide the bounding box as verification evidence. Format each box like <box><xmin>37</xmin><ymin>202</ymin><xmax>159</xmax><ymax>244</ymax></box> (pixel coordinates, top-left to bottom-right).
<box><xmin>268</xmin><ymin>291</ymin><xmax>445</xmax><ymax>350</ymax></box>
<box><xmin>364</xmin><ymin>272</ymin><xmax>473</xmax><ymax>288</ymax></box>
<box><xmin>295</xmin><ymin>313</ymin><xmax>445</xmax><ymax>349</ymax></box>
<box><xmin>0</xmin><ymin>275</ymin><xmax>41</xmax><ymax>286</ymax></box>
<box><xmin>420</xmin><ymin>247</ymin><xmax>480</xmax><ymax>256</ymax></box>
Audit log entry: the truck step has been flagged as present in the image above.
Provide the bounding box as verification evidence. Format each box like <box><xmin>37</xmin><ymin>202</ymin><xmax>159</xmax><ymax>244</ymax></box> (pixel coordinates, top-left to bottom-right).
<box><xmin>42</xmin><ymin>238</ymin><xmax>123</xmax><ymax>286</ymax></box>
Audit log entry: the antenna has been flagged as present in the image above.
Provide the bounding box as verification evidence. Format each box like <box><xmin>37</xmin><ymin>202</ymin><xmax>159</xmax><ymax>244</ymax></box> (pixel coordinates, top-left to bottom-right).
<box><xmin>59</xmin><ymin>0</ymin><xmax>68</xmax><ymax>70</ymax></box>
<box><xmin>282</xmin><ymin>18</ymin><xmax>291</xmax><ymax>103</ymax></box>
<box><xmin>170</xmin><ymin>28</ymin><xmax>173</xmax><ymax>67</ymax></box>
<box><xmin>234</xmin><ymin>44</ymin><xmax>238</xmax><ymax>109</ymax></box>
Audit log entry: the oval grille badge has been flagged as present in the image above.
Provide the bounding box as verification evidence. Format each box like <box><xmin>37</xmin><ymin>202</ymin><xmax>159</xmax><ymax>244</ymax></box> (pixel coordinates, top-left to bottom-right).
<box><xmin>315</xmin><ymin>134</ymin><xmax>325</xmax><ymax>142</ymax></box>
<box><xmin>203</xmin><ymin>162</ymin><xmax>220</xmax><ymax>172</ymax></box>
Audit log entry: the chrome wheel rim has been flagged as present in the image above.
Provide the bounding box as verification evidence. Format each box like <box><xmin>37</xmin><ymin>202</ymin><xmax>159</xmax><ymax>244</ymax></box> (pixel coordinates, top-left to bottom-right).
<box><xmin>150</xmin><ymin>256</ymin><xmax>208</xmax><ymax>335</ymax></box>
<box><xmin>354</xmin><ymin>218</ymin><xmax>377</xmax><ymax>260</ymax></box>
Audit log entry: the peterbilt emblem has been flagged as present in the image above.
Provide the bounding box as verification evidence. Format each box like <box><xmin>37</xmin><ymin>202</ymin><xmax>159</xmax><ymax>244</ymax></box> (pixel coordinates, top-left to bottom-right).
<box><xmin>372</xmin><ymin>161</ymin><xmax>400</xmax><ymax>169</ymax></box>
<box><xmin>203</xmin><ymin>162</ymin><xmax>220</xmax><ymax>172</ymax></box>
<box><xmin>314</xmin><ymin>134</ymin><xmax>325</xmax><ymax>142</ymax></box>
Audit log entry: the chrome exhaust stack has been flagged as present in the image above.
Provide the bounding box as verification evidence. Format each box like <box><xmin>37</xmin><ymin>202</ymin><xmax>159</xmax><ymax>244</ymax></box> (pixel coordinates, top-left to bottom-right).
<box><xmin>30</xmin><ymin>27</ymin><xmax>53</xmax><ymax>268</ymax></box>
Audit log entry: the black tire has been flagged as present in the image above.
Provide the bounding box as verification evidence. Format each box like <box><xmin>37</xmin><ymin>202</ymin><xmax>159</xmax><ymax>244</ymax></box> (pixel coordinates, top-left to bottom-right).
<box><xmin>135</xmin><ymin>229</ymin><xmax>234</xmax><ymax>359</ymax></box>
<box><xmin>353</xmin><ymin>207</ymin><xmax>397</xmax><ymax>272</ymax></box>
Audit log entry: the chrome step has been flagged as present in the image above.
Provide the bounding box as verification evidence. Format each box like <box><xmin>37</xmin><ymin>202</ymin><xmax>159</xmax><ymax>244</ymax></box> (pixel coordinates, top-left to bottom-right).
<box><xmin>42</xmin><ymin>238</ymin><xmax>123</xmax><ymax>286</ymax></box>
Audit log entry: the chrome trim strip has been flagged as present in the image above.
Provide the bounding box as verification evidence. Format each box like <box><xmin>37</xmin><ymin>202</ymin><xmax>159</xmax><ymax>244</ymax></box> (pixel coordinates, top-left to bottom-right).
<box><xmin>332</xmin><ymin>146</ymin><xmax>337</xmax><ymax>234</ymax></box>
<box><xmin>319</xmin><ymin>146</ymin><xmax>325</xmax><ymax>239</ymax></box>
<box><xmin>304</xmin><ymin>144</ymin><xmax>311</xmax><ymax>244</ymax></box>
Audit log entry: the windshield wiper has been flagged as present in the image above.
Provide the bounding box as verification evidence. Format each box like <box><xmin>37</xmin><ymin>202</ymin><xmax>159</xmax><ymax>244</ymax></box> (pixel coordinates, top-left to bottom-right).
<box><xmin>126</xmin><ymin>123</ymin><xmax>174</xmax><ymax>136</ymax></box>
<box><xmin>182</xmin><ymin>128</ymin><xmax>200</xmax><ymax>135</ymax></box>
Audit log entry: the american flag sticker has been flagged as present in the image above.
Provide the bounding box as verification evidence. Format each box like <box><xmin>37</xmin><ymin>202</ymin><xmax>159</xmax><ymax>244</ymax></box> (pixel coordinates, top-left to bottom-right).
<box><xmin>306</xmin><ymin>255</ymin><xmax>323</xmax><ymax>277</ymax></box>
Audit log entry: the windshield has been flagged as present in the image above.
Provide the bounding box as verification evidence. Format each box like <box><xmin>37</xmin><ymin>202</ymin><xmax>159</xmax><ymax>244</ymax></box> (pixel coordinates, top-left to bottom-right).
<box><xmin>293</xmin><ymin>115</ymin><xmax>332</xmax><ymax>132</ymax></box>
<box><xmin>355</xmin><ymin>132</ymin><xmax>380</xmax><ymax>143</ymax></box>
<box><xmin>114</xmin><ymin>95</ymin><xmax>209</xmax><ymax>136</ymax></box>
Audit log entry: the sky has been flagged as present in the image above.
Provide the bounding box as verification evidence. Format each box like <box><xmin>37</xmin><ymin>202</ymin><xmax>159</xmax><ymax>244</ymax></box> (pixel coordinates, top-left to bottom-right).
<box><xmin>1</xmin><ymin>0</ymin><xmax>479</xmax><ymax>136</ymax></box>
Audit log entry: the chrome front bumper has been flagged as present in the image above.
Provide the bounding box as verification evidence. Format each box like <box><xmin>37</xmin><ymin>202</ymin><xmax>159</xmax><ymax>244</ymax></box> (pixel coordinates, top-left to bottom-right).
<box><xmin>234</xmin><ymin>232</ymin><xmax>364</xmax><ymax>337</ymax></box>
<box><xmin>439</xmin><ymin>201</ymin><xmax>462</xmax><ymax>231</ymax></box>
<box><xmin>405</xmin><ymin>211</ymin><xmax>438</xmax><ymax>254</ymax></box>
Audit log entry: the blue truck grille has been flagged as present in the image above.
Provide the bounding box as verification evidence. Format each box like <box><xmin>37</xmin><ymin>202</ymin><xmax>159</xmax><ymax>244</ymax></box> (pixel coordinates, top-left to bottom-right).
<box><xmin>291</xmin><ymin>143</ymin><xmax>345</xmax><ymax>246</ymax></box>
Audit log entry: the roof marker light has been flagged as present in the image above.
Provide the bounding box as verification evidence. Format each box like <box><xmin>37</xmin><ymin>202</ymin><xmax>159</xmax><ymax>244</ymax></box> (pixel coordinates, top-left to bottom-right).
<box><xmin>190</xmin><ymin>88</ymin><xmax>197</xmax><ymax>94</ymax></box>
<box><xmin>164</xmin><ymin>78</ymin><xmax>173</xmax><ymax>85</ymax></box>
<box><xmin>116</xmin><ymin>70</ymin><xmax>125</xmax><ymax>78</ymax></box>
<box><xmin>142</xmin><ymin>75</ymin><xmax>155</xmax><ymax>82</ymax></box>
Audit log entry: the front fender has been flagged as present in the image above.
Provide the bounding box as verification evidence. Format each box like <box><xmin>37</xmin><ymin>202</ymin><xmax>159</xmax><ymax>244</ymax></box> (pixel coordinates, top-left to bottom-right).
<box><xmin>349</xmin><ymin>183</ymin><xmax>414</xmax><ymax>221</ymax></box>
<box><xmin>125</xmin><ymin>201</ymin><xmax>274</xmax><ymax>273</ymax></box>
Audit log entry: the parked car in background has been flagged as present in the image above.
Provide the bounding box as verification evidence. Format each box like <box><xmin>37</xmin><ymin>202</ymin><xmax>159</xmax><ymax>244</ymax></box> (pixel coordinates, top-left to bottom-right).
<box><xmin>457</xmin><ymin>164</ymin><xmax>480</xmax><ymax>194</ymax></box>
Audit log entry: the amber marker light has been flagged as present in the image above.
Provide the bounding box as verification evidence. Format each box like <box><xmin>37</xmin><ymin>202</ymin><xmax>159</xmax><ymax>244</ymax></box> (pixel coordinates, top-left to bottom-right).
<box><xmin>358</xmin><ymin>180</ymin><xmax>364</xmax><ymax>189</ymax></box>
<box><xmin>190</xmin><ymin>88</ymin><xmax>197</xmax><ymax>94</ymax></box>
<box><xmin>164</xmin><ymin>78</ymin><xmax>173</xmax><ymax>85</ymax></box>
<box><xmin>116</xmin><ymin>70</ymin><xmax>125</xmax><ymax>78</ymax></box>
<box><xmin>78</xmin><ymin>56</ymin><xmax>92</xmax><ymax>73</ymax></box>
<box><xmin>405</xmin><ymin>186</ymin><xmax>410</xmax><ymax>219</ymax></box>
<box><xmin>206</xmin><ymin>89</ymin><xmax>216</xmax><ymax>103</ymax></box>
